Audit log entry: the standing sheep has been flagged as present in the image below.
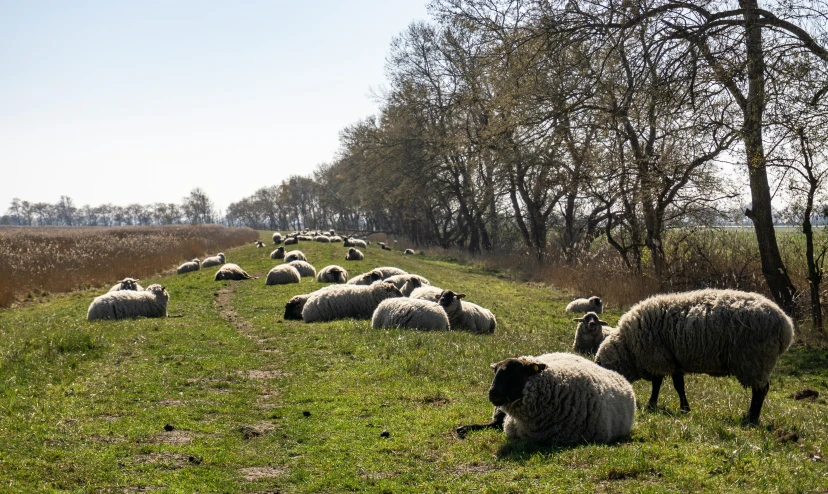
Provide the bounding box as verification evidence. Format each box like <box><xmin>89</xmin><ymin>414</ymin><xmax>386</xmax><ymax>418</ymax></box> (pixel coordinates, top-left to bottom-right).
<box><xmin>288</xmin><ymin>260</ymin><xmax>317</xmax><ymax>278</ymax></box>
<box><xmin>284</xmin><ymin>250</ymin><xmax>307</xmax><ymax>263</ymax></box>
<box><xmin>271</xmin><ymin>247</ymin><xmax>285</xmax><ymax>259</ymax></box>
<box><xmin>214</xmin><ymin>263</ymin><xmax>255</xmax><ymax>281</ymax></box>
<box><xmin>201</xmin><ymin>253</ymin><xmax>226</xmax><ymax>268</ymax></box>
<box><xmin>594</xmin><ymin>289</ymin><xmax>795</xmax><ymax>424</ymax></box>
<box><xmin>108</xmin><ymin>278</ymin><xmax>144</xmax><ymax>292</ymax></box>
<box><xmin>176</xmin><ymin>259</ymin><xmax>201</xmax><ymax>274</ymax></box>
<box><xmin>457</xmin><ymin>353</ymin><xmax>635</xmax><ymax>446</ymax></box>
<box><xmin>302</xmin><ymin>282</ymin><xmax>403</xmax><ymax>322</ymax></box>
<box><xmin>381</xmin><ymin>245</ymin><xmax>392</xmax><ymax>251</ymax></box>
<box><xmin>88</xmin><ymin>284</ymin><xmax>169</xmax><ymax>321</ymax></box>
<box><xmin>347</xmin><ymin>269</ymin><xmax>384</xmax><ymax>285</ymax></box>
<box><xmin>566</xmin><ymin>296</ymin><xmax>603</xmax><ymax>314</ymax></box>
<box><xmin>345</xmin><ymin>248</ymin><xmax>364</xmax><ymax>261</ymax></box>
<box><xmin>265</xmin><ymin>264</ymin><xmax>301</xmax><ymax>285</ymax></box>
<box><xmin>371</xmin><ymin>298</ymin><xmax>450</xmax><ymax>331</ymax></box>
<box><xmin>573</xmin><ymin>312</ymin><xmax>614</xmax><ymax>355</ymax></box>
<box><xmin>317</xmin><ymin>265</ymin><xmax>349</xmax><ymax>283</ymax></box>
<box><xmin>438</xmin><ymin>290</ymin><xmax>497</xmax><ymax>334</ymax></box>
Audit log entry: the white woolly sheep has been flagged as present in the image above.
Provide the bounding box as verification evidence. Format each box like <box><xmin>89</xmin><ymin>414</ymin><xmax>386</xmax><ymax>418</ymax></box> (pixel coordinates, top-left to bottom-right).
<box><xmin>345</xmin><ymin>248</ymin><xmax>364</xmax><ymax>261</ymax></box>
<box><xmin>594</xmin><ymin>288</ymin><xmax>795</xmax><ymax>424</ymax></box>
<box><xmin>344</xmin><ymin>237</ymin><xmax>367</xmax><ymax>248</ymax></box>
<box><xmin>298</xmin><ymin>235</ymin><xmax>313</xmax><ymax>241</ymax></box>
<box><xmin>330</xmin><ymin>235</ymin><xmax>342</xmax><ymax>242</ymax></box>
<box><xmin>457</xmin><ymin>353</ymin><xmax>635</xmax><ymax>446</ymax></box>
<box><xmin>284</xmin><ymin>236</ymin><xmax>298</xmax><ymax>245</ymax></box>
<box><xmin>566</xmin><ymin>296</ymin><xmax>603</xmax><ymax>314</ymax></box>
<box><xmin>302</xmin><ymin>282</ymin><xmax>403</xmax><ymax>322</ymax></box>
<box><xmin>374</xmin><ymin>267</ymin><xmax>407</xmax><ymax>279</ymax></box>
<box><xmin>284</xmin><ymin>250</ymin><xmax>307</xmax><ymax>263</ymax></box>
<box><xmin>573</xmin><ymin>312</ymin><xmax>614</xmax><ymax>356</ymax></box>
<box><xmin>270</xmin><ymin>246</ymin><xmax>285</xmax><ymax>259</ymax></box>
<box><xmin>378</xmin><ymin>274</ymin><xmax>430</xmax><ymax>291</ymax></box>
<box><xmin>283</xmin><ymin>284</ymin><xmax>344</xmax><ymax>320</ymax></box>
<box><xmin>176</xmin><ymin>259</ymin><xmax>201</xmax><ymax>274</ymax></box>
<box><xmin>315</xmin><ymin>235</ymin><xmax>331</xmax><ymax>243</ymax></box>
<box><xmin>288</xmin><ymin>260</ymin><xmax>317</xmax><ymax>278</ymax></box>
<box><xmin>404</xmin><ymin>249</ymin><xmax>415</xmax><ymax>255</ymax></box>
<box><xmin>273</xmin><ymin>232</ymin><xmax>283</xmax><ymax>244</ymax></box>
<box><xmin>438</xmin><ymin>290</ymin><xmax>497</xmax><ymax>334</ymax></box>
<box><xmin>347</xmin><ymin>269</ymin><xmax>384</xmax><ymax>285</ymax></box>
<box><xmin>265</xmin><ymin>264</ymin><xmax>301</xmax><ymax>285</ymax></box>
<box><xmin>403</xmin><ymin>278</ymin><xmax>444</xmax><ymax>300</ymax></box>
<box><xmin>371</xmin><ymin>298</ymin><xmax>450</xmax><ymax>331</ymax></box>
<box><xmin>201</xmin><ymin>253</ymin><xmax>226</xmax><ymax>268</ymax></box>
<box><xmin>214</xmin><ymin>263</ymin><xmax>255</xmax><ymax>281</ymax></box>
<box><xmin>108</xmin><ymin>277</ymin><xmax>144</xmax><ymax>292</ymax></box>
<box><xmin>317</xmin><ymin>265</ymin><xmax>349</xmax><ymax>283</ymax></box>
<box><xmin>88</xmin><ymin>284</ymin><xmax>169</xmax><ymax>321</ymax></box>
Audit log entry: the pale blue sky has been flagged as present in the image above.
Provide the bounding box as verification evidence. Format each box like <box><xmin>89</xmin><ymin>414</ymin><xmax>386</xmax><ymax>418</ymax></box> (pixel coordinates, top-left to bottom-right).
<box><xmin>1</xmin><ymin>0</ymin><xmax>429</xmax><ymax>212</ymax></box>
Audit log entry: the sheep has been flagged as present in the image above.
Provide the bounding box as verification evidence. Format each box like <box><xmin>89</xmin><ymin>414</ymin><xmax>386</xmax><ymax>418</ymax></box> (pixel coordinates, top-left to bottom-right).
<box><xmin>566</xmin><ymin>296</ymin><xmax>603</xmax><ymax>314</ymax></box>
<box><xmin>255</xmin><ymin>241</ymin><xmax>265</xmax><ymax>248</ymax></box>
<box><xmin>302</xmin><ymin>282</ymin><xmax>403</xmax><ymax>322</ymax></box>
<box><xmin>573</xmin><ymin>312</ymin><xmax>614</xmax><ymax>356</ymax></box>
<box><xmin>347</xmin><ymin>269</ymin><xmax>384</xmax><ymax>285</ymax></box>
<box><xmin>378</xmin><ymin>274</ymin><xmax>430</xmax><ymax>291</ymax></box>
<box><xmin>288</xmin><ymin>260</ymin><xmax>317</xmax><ymax>278</ymax></box>
<box><xmin>88</xmin><ymin>284</ymin><xmax>169</xmax><ymax>321</ymax></box>
<box><xmin>284</xmin><ymin>250</ymin><xmax>307</xmax><ymax>263</ymax></box>
<box><xmin>371</xmin><ymin>298</ymin><xmax>450</xmax><ymax>331</ymax></box>
<box><xmin>329</xmin><ymin>229</ymin><xmax>336</xmax><ymax>236</ymax></box>
<box><xmin>285</xmin><ymin>236</ymin><xmax>299</xmax><ymax>245</ymax></box>
<box><xmin>594</xmin><ymin>289</ymin><xmax>795</xmax><ymax>424</ymax></box>
<box><xmin>214</xmin><ymin>263</ymin><xmax>255</xmax><ymax>281</ymax></box>
<box><xmin>314</xmin><ymin>235</ymin><xmax>331</xmax><ymax>243</ymax></box>
<box><xmin>317</xmin><ymin>265</ymin><xmax>349</xmax><ymax>283</ymax></box>
<box><xmin>438</xmin><ymin>290</ymin><xmax>497</xmax><ymax>334</ymax></box>
<box><xmin>345</xmin><ymin>248</ymin><xmax>364</xmax><ymax>261</ymax></box>
<box><xmin>272</xmin><ymin>232</ymin><xmax>283</xmax><ymax>244</ymax></box>
<box><xmin>201</xmin><ymin>253</ymin><xmax>226</xmax><ymax>268</ymax></box>
<box><xmin>404</xmin><ymin>249</ymin><xmax>415</xmax><ymax>255</ymax></box>
<box><xmin>108</xmin><ymin>277</ymin><xmax>144</xmax><ymax>292</ymax></box>
<box><xmin>284</xmin><ymin>294</ymin><xmax>309</xmax><ymax>320</ymax></box>
<box><xmin>176</xmin><ymin>259</ymin><xmax>200</xmax><ymax>274</ymax></box>
<box><xmin>456</xmin><ymin>353</ymin><xmax>636</xmax><ymax>446</ymax></box>
<box><xmin>270</xmin><ymin>246</ymin><xmax>285</xmax><ymax>259</ymax></box>
<box><xmin>330</xmin><ymin>235</ymin><xmax>342</xmax><ymax>242</ymax></box>
<box><xmin>344</xmin><ymin>237</ymin><xmax>368</xmax><ymax>248</ymax></box>
<box><xmin>265</xmin><ymin>264</ymin><xmax>301</xmax><ymax>285</ymax></box>
<box><xmin>402</xmin><ymin>278</ymin><xmax>443</xmax><ymax>300</ymax></box>
<box><xmin>374</xmin><ymin>267</ymin><xmax>407</xmax><ymax>279</ymax></box>
<box><xmin>381</xmin><ymin>245</ymin><xmax>392</xmax><ymax>250</ymax></box>
<box><xmin>298</xmin><ymin>235</ymin><xmax>313</xmax><ymax>241</ymax></box>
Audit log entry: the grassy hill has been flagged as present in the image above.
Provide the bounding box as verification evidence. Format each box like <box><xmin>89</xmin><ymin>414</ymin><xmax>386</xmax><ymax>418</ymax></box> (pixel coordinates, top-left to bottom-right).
<box><xmin>0</xmin><ymin>233</ymin><xmax>825</xmax><ymax>492</ymax></box>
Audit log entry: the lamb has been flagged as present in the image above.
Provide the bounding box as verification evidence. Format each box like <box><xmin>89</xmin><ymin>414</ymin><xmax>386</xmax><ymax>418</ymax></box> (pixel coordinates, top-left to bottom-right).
<box><xmin>108</xmin><ymin>277</ymin><xmax>144</xmax><ymax>292</ymax></box>
<box><xmin>265</xmin><ymin>264</ymin><xmax>301</xmax><ymax>285</ymax></box>
<box><xmin>317</xmin><ymin>265</ymin><xmax>349</xmax><ymax>283</ymax></box>
<box><xmin>345</xmin><ymin>248</ymin><xmax>364</xmax><ymax>261</ymax></box>
<box><xmin>272</xmin><ymin>232</ymin><xmax>283</xmax><ymax>244</ymax></box>
<box><xmin>347</xmin><ymin>269</ymin><xmax>384</xmax><ymax>285</ymax></box>
<box><xmin>379</xmin><ymin>274</ymin><xmax>430</xmax><ymax>291</ymax></box>
<box><xmin>284</xmin><ymin>250</ymin><xmax>307</xmax><ymax>263</ymax></box>
<box><xmin>302</xmin><ymin>282</ymin><xmax>403</xmax><ymax>322</ymax></box>
<box><xmin>214</xmin><ymin>263</ymin><xmax>255</xmax><ymax>281</ymax></box>
<box><xmin>438</xmin><ymin>290</ymin><xmax>497</xmax><ymax>334</ymax></box>
<box><xmin>315</xmin><ymin>235</ymin><xmax>331</xmax><ymax>243</ymax></box>
<box><xmin>374</xmin><ymin>267</ymin><xmax>407</xmax><ymax>279</ymax></box>
<box><xmin>270</xmin><ymin>246</ymin><xmax>285</xmax><ymax>259</ymax></box>
<box><xmin>88</xmin><ymin>284</ymin><xmax>169</xmax><ymax>321</ymax></box>
<box><xmin>255</xmin><ymin>241</ymin><xmax>265</xmax><ymax>248</ymax></box>
<box><xmin>566</xmin><ymin>296</ymin><xmax>603</xmax><ymax>314</ymax></box>
<box><xmin>457</xmin><ymin>353</ymin><xmax>635</xmax><ymax>446</ymax></box>
<box><xmin>176</xmin><ymin>259</ymin><xmax>200</xmax><ymax>274</ymax></box>
<box><xmin>404</xmin><ymin>249</ymin><xmax>415</xmax><ymax>255</ymax></box>
<box><xmin>594</xmin><ymin>288</ymin><xmax>795</xmax><ymax>424</ymax></box>
<box><xmin>288</xmin><ymin>260</ymin><xmax>317</xmax><ymax>278</ymax></box>
<box><xmin>201</xmin><ymin>253</ymin><xmax>226</xmax><ymax>268</ymax></box>
<box><xmin>573</xmin><ymin>312</ymin><xmax>614</xmax><ymax>356</ymax></box>
<box><xmin>371</xmin><ymin>298</ymin><xmax>450</xmax><ymax>331</ymax></box>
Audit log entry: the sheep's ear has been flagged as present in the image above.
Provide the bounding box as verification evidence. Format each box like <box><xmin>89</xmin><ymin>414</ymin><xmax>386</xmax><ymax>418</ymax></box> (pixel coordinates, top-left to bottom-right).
<box><xmin>573</xmin><ymin>317</ymin><xmax>585</xmax><ymax>322</ymax></box>
<box><xmin>456</xmin><ymin>293</ymin><xmax>466</xmax><ymax>299</ymax></box>
<box><xmin>599</xmin><ymin>320</ymin><xmax>609</xmax><ymax>325</ymax></box>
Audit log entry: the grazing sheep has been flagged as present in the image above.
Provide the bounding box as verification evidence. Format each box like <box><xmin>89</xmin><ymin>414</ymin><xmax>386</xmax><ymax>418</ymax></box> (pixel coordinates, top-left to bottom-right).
<box><xmin>347</xmin><ymin>269</ymin><xmax>384</xmax><ymax>285</ymax></box>
<box><xmin>371</xmin><ymin>298</ymin><xmax>450</xmax><ymax>331</ymax></box>
<box><xmin>255</xmin><ymin>241</ymin><xmax>265</xmax><ymax>248</ymax></box>
<box><xmin>201</xmin><ymin>253</ymin><xmax>226</xmax><ymax>268</ymax></box>
<box><xmin>379</xmin><ymin>274</ymin><xmax>430</xmax><ymax>291</ymax></box>
<box><xmin>88</xmin><ymin>284</ymin><xmax>169</xmax><ymax>321</ymax></box>
<box><xmin>315</xmin><ymin>235</ymin><xmax>331</xmax><ymax>243</ymax></box>
<box><xmin>265</xmin><ymin>264</ymin><xmax>301</xmax><ymax>285</ymax></box>
<box><xmin>271</xmin><ymin>246</ymin><xmax>285</xmax><ymax>259</ymax></box>
<box><xmin>273</xmin><ymin>232</ymin><xmax>283</xmax><ymax>244</ymax></box>
<box><xmin>317</xmin><ymin>265</ymin><xmax>349</xmax><ymax>283</ymax></box>
<box><xmin>108</xmin><ymin>277</ymin><xmax>144</xmax><ymax>292</ymax></box>
<box><xmin>284</xmin><ymin>250</ymin><xmax>307</xmax><ymax>263</ymax></box>
<box><xmin>374</xmin><ymin>267</ymin><xmax>407</xmax><ymax>279</ymax></box>
<box><xmin>345</xmin><ymin>248</ymin><xmax>364</xmax><ymax>261</ymax></box>
<box><xmin>214</xmin><ymin>263</ymin><xmax>255</xmax><ymax>281</ymax></box>
<box><xmin>438</xmin><ymin>290</ymin><xmax>497</xmax><ymax>334</ymax></box>
<box><xmin>566</xmin><ymin>296</ymin><xmax>603</xmax><ymax>314</ymax></box>
<box><xmin>302</xmin><ymin>282</ymin><xmax>403</xmax><ymax>322</ymax></box>
<box><xmin>285</xmin><ymin>236</ymin><xmax>299</xmax><ymax>245</ymax></box>
<box><xmin>404</xmin><ymin>249</ymin><xmax>415</xmax><ymax>255</ymax></box>
<box><xmin>289</xmin><ymin>260</ymin><xmax>317</xmax><ymax>278</ymax></box>
<box><xmin>573</xmin><ymin>312</ymin><xmax>614</xmax><ymax>356</ymax></box>
<box><xmin>457</xmin><ymin>353</ymin><xmax>635</xmax><ymax>446</ymax></box>
<box><xmin>176</xmin><ymin>259</ymin><xmax>201</xmax><ymax>274</ymax></box>
<box><xmin>594</xmin><ymin>289</ymin><xmax>795</xmax><ymax>424</ymax></box>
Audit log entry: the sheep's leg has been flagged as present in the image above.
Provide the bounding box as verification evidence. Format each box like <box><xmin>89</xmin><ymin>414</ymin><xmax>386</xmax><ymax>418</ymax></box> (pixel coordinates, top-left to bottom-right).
<box><xmin>456</xmin><ymin>407</ymin><xmax>506</xmax><ymax>439</ymax></box>
<box><xmin>747</xmin><ymin>382</ymin><xmax>769</xmax><ymax>425</ymax></box>
<box><xmin>646</xmin><ymin>376</ymin><xmax>663</xmax><ymax>411</ymax></box>
<box><xmin>672</xmin><ymin>372</ymin><xmax>690</xmax><ymax>413</ymax></box>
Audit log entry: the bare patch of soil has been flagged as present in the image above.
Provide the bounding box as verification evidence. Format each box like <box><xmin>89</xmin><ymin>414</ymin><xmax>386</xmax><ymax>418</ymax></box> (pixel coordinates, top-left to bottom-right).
<box><xmin>240</xmin><ymin>466</ymin><xmax>287</xmax><ymax>481</ymax></box>
<box><xmin>131</xmin><ymin>452</ymin><xmax>198</xmax><ymax>468</ymax></box>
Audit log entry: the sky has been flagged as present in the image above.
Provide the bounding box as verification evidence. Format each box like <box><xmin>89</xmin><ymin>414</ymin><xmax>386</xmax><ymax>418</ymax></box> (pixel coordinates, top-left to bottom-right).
<box><xmin>0</xmin><ymin>0</ymin><xmax>430</xmax><ymax>213</ymax></box>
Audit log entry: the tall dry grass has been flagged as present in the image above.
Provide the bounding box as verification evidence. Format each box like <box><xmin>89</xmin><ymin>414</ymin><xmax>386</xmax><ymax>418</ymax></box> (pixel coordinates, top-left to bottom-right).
<box><xmin>0</xmin><ymin>225</ymin><xmax>258</xmax><ymax>308</ymax></box>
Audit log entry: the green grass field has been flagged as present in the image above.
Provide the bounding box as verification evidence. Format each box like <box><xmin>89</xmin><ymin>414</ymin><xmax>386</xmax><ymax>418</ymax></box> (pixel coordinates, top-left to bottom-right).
<box><xmin>0</xmin><ymin>233</ymin><xmax>825</xmax><ymax>493</ymax></box>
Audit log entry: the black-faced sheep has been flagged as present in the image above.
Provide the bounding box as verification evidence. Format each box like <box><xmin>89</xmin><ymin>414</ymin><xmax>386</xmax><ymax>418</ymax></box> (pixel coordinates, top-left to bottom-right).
<box><xmin>270</xmin><ymin>247</ymin><xmax>285</xmax><ymax>259</ymax></box>
<box><xmin>345</xmin><ymin>248</ymin><xmax>364</xmax><ymax>261</ymax></box>
<box><xmin>108</xmin><ymin>277</ymin><xmax>144</xmax><ymax>292</ymax></box>
<box><xmin>288</xmin><ymin>260</ymin><xmax>317</xmax><ymax>278</ymax></box>
<box><xmin>265</xmin><ymin>264</ymin><xmax>301</xmax><ymax>285</ymax></box>
<box><xmin>176</xmin><ymin>259</ymin><xmax>200</xmax><ymax>274</ymax></box>
<box><xmin>371</xmin><ymin>298</ymin><xmax>450</xmax><ymax>331</ymax></box>
<box><xmin>404</xmin><ymin>249</ymin><xmax>415</xmax><ymax>255</ymax></box>
<box><xmin>272</xmin><ymin>232</ymin><xmax>283</xmax><ymax>244</ymax></box>
<box><xmin>317</xmin><ymin>265</ymin><xmax>348</xmax><ymax>283</ymax></box>
<box><xmin>301</xmin><ymin>282</ymin><xmax>403</xmax><ymax>322</ymax></box>
<box><xmin>379</xmin><ymin>274</ymin><xmax>430</xmax><ymax>291</ymax></box>
<box><xmin>88</xmin><ymin>284</ymin><xmax>169</xmax><ymax>321</ymax></box>
<box><xmin>438</xmin><ymin>290</ymin><xmax>496</xmax><ymax>334</ymax></box>
<box><xmin>201</xmin><ymin>253</ymin><xmax>226</xmax><ymax>268</ymax></box>
<box><xmin>284</xmin><ymin>250</ymin><xmax>307</xmax><ymax>263</ymax></box>
<box><xmin>214</xmin><ymin>263</ymin><xmax>255</xmax><ymax>281</ymax></box>
<box><xmin>573</xmin><ymin>312</ymin><xmax>613</xmax><ymax>355</ymax></box>
<box><xmin>566</xmin><ymin>296</ymin><xmax>603</xmax><ymax>314</ymax></box>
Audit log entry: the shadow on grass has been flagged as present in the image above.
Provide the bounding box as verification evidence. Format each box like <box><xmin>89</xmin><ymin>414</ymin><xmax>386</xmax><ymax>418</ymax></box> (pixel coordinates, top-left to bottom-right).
<box><xmin>495</xmin><ymin>436</ymin><xmax>632</xmax><ymax>462</ymax></box>
<box><xmin>776</xmin><ymin>344</ymin><xmax>828</xmax><ymax>378</ymax></box>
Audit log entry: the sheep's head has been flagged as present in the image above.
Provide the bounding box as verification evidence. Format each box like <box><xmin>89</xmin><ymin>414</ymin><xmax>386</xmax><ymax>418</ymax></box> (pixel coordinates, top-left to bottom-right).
<box><xmin>217</xmin><ymin>253</ymin><xmax>226</xmax><ymax>262</ymax></box>
<box><xmin>488</xmin><ymin>357</ymin><xmax>547</xmax><ymax>407</ymax></box>
<box><xmin>193</xmin><ymin>258</ymin><xmax>201</xmax><ymax>264</ymax></box>
<box><xmin>329</xmin><ymin>267</ymin><xmax>344</xmax><ymax>282</ymax></box>
<box><xmin>438</xmin><ymin>290</ymin><xmax>466</xmax><ymax>309</ymax></box>
<box><xmin>375</xmin><ymin>281</ymin><xmax>403</xmax><ymax>299</ymax></box>
<box><xmin>401</xmin><ymin>277</ymin><xmax>422</xmax><ymax>296</ymax></box>
<box><xmin>573</xmin><ymin>312</ymin><xmax>608</xmax><ymax>335</ymax></box>
<box><xmin>588</xmin><ymin>296</ymin><xmax>603</xmax><ymax>310</ymax></box>
<box><xmin>284</xmin><ymin>295</ymin><xmax>307</xmax><ymax>320</ymax></box>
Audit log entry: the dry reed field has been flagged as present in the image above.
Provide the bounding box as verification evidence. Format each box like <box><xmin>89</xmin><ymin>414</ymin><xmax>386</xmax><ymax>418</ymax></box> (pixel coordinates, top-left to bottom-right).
<box><xmin>0</xmin><ymin>225</ymin><xmax>258</xmax><ymax>308</ymax></box>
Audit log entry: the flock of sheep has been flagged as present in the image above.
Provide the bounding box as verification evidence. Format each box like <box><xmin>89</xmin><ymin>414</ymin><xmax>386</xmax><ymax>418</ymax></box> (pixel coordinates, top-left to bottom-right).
<box><xmin>85</xmin><ymin>230</ymin><xmax>796</xmax><ymax>448</ymax></box>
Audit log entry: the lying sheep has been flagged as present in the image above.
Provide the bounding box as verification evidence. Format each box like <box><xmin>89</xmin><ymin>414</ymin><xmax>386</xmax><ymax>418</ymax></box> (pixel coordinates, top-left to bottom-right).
<box><xmin>374</xmin><ymin>267</ymin><xmax>407</xmax><ymax>279</ymax></box>
<box><xmin>201</xmin><ymin>253</ymin><xmax>226</xmax><ymax>268</ymax></box>
<box><xmin>330</xmin><ymin>235</ymin><xmax>342</xmax><ymax>242</ymax></box>
<box><xmin>108</xmin><ymin>277</ymin><xmax>144</xmax><ymax>292</ymax></box>
<box><xmin>284</xmin><ymin>236</ymin><xmax>299</xmax><ymax>245</ymax></box>
<box><xmin>344</xmin><ymin>237</ymin><xmax>368</xmax><ymax>248</ymax></box>
<box><xmin>315</xmin><ymin>235</ymin><xmax>331</xmax><ymax>243</ymax></box>
<box><xmin>214</xmin><ymin>263</ymin><xmax>255</xmax><ymax>281</ymax></box>
<box><xmin>404</xmin><ymin>249</ymin><xmax>415</xmax><ymax>255</ymax></box>
<box><xmin>255</xmin><ymin>241</ymin><xmax>265</xmax><ymax>248</ymax></box>
<box><xmin>317</xmin><ymin>265</ymin><xmax>349</xmax><ymax>283</ymax></box>
<box><xmin>302</xmin><ymin>282</ymin><xmax>403</xmax><ymax>322</ymax></box>
<box><xmin>347</xmin><ymin>269</ymin><xmax>383</xmax><ymax>285</ymax></box>
<box><xmin>438</xmin><ymin>290</ymin><xmax>496</xmax><ymax>334</ymax></box>
<box><xmin>573</xmin><ymin>312</ymin><xmax>614</xmax><ymax>356</ymax></box>
<box><xmin>284</xmin><ymin>250</ymin><xmax>307</xmax><ymax>263</ymax></box>
<box><xmin>594</xmin><ymin>289</ymin><xmax>795</xmax><ymax>424</ymax></box>
<box><xmin>88</xmin><ymin>284</ymin><xmax>169</xmax><ymax>321</ymax></box>
<box><xmin>457</xmin><ymin>353</ymin><xmax>635</xmax><ymax>445</ymax></box>
<box><xmin>379</xmin><ymin>274</ymin><xmax>430</xmax><ymax>291</ymax></box>
<box><xmin>273</xmin><ymin>232</ymin><xmax>283</xmax><ymax>244</ymax></box>
<box><xmin>403</xmin><ymin>278</ymin><xmax>444</xmax><ymax>300</ymax></box>
<box><xmin>176</xmin><ymin>259</ymin><xmax>201</xmax><ymax>274</ymax></box>
<box><xmin>289</xmin><ymin>260</ymin><xmax>317</xmax><ymax>278</ymax></box>
<box><xmin>284</xmin><ymin>294</ymin><xmax>309</xmax><ymax>320</ymax></box>
<box><xmin>381</xmin><ymin>245</ymin><xmax>392</xmax><ymax>251</ymax></box>
<box><xmin>271</xmin><ymin>246</ymin><xmax>285</xmax><ymax>259</ymax></box>
<box><xmin>566</xmin><ymin>296</ymin><xmax>603</xmax><ymax>314</ymax></box>
<box><xmin>345</xmin><ymin>248</ymin><xmax>364</xmax><ymax>261</ymax></box>
<box><xmin>371</xmin><ymin>298</ymin><xmax>450</xmax><ymax>331</ymax></box>
<box><xmin>265</xmin><ymin>264</ymin><xmax>301</xmax><ymax>285</ymax></box>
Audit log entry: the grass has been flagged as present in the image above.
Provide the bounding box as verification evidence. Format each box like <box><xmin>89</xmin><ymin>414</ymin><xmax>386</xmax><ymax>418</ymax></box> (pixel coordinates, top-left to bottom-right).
<box><xmin>0</xmin><ymin>232</ymin><xmax>825</xmax><ymax>492</ymax></box>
